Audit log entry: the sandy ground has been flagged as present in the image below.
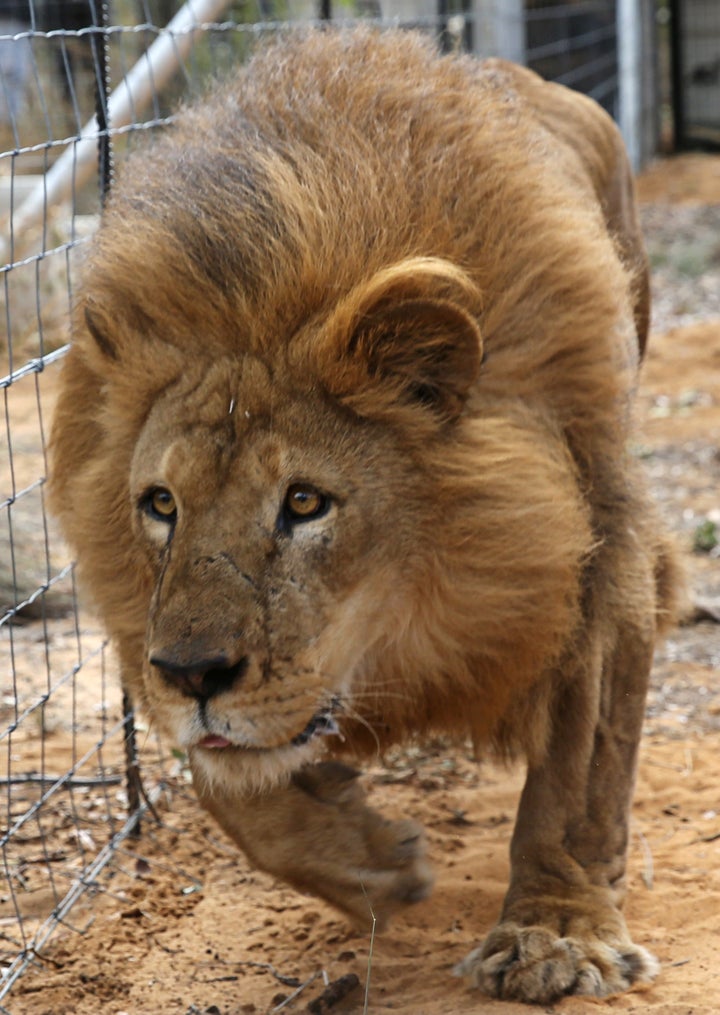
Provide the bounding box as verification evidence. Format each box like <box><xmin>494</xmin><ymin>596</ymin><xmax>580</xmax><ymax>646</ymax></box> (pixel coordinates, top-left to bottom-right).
<box><xmin>2</xmin><ymin>156</ymin><xmax>720</xmax><ymax>1014</ymax></box>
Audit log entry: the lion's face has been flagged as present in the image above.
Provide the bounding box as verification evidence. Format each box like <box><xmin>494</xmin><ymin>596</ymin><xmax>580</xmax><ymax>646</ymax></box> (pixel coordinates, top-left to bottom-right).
<box><xmin>58</xmin><ymin>257</ymin><xmax>484</xmax><ymax>791</ymax></box>
<box><xmin>130</xmin><ymin>350</ymin><xmax>436</xmax><ymax>788</ymax></box>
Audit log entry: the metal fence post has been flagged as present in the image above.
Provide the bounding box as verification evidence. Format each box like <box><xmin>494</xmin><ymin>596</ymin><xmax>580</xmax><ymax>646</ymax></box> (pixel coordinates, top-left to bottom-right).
<box><xmin>618</xmin><ymin>0</ymin><xmax>642</xmax><ymax>171</ymax></box>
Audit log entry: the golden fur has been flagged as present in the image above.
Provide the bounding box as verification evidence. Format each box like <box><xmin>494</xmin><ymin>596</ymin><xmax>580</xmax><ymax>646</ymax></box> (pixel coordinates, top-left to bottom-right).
<box><xmin>50</xmin><ymin>29</ymin><xmax>678</xmax><ymax>1004</ymax></box>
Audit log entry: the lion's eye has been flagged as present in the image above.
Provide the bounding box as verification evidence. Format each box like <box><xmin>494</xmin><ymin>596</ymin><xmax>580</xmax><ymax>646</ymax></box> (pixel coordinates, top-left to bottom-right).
<box><xmin>284</xmin><ymin>484</ymin><xmax>329</xmax><ymax>522</ymax></box>
<box><xmin>143</xmin><ymin>487</ymin><xmax>177</xmax><ymax>523</ymax></box>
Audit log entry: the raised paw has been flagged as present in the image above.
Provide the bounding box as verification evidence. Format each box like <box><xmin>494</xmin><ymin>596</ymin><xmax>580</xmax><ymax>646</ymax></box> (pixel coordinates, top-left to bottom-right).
<box><xmin>291</xmin><ymin>762</ymin><xmax>434</xmax><ymax>928</ymax></box>
<box><xmin>346</xmin><ymin>814</ymin><xmax>434</xmax><ymax>929</ymax></box>
<box><xmin>455</xmin><ymin>922</ymin><xmax>659</xmax><ymax>1004</ymax></box>
<box><xmin>194</xmin><ymin>759</ymin><xmax>434</xmax><ymax>930</ymax></box>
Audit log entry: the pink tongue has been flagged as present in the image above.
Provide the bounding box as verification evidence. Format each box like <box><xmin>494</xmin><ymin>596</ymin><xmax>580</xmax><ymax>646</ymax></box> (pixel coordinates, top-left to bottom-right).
<box><xmin>198</xmin><ymin>734</ymin><xmax>233</xmax><ymax>749</ymax></box>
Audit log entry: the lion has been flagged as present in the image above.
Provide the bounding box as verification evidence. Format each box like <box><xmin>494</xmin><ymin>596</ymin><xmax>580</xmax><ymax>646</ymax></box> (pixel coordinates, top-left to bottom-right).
<box><xmin>49</xmin><ymin>28</ymin><xmax>679</xmax><ymax>1005</ymax></box>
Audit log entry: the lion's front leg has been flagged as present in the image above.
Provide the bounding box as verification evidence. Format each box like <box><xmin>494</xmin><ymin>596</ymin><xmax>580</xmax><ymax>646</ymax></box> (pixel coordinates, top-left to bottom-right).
<box><xmin>458</xmin><ymin>627</ymin><xmax>659</xmax><ymax>1004</ymax></box>
<box><xmin>190</xmin><ymin>758</ymin><xmax>433</xmax><ymax>930</ymax></box>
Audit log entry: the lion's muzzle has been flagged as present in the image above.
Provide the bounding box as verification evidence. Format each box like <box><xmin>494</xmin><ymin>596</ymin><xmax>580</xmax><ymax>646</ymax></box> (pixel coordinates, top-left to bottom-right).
<box><xmin>147</xmin><ymin>639</ymin><xmax>343</xmax><ymax>756</ymax></box>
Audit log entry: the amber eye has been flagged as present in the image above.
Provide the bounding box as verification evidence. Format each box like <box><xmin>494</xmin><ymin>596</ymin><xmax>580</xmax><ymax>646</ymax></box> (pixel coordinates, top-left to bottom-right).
<box><xmin>143</xmin><ymin>487</ymin><xmax>177</xmax><ymax>522</ymax></box>
<box><xmin>284</xmin><ymin>483</ymin><xmax>329</xmax><ymax>522</ymax></box>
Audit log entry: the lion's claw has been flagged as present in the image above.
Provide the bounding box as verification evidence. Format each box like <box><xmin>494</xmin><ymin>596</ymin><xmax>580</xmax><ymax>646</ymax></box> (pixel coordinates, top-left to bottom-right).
<box><xmin>455</xmin><ymin>922</ymin><xmax>659</xmax><ymax>1004</ymax></box>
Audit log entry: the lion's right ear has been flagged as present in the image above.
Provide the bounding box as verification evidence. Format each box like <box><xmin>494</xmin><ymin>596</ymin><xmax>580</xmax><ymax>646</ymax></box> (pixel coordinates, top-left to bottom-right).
<box><xmin>82</xmin><ymin>301</ymin><xmax>119</xmax><ymax>361</ymax></box>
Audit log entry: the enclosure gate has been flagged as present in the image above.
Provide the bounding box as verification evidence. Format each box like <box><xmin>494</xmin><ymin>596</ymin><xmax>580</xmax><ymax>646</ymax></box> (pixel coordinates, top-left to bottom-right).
<box><xmin>670</xmin><ymin>0</ymin><xmax>720</xmax><ymax>149</ymax></box>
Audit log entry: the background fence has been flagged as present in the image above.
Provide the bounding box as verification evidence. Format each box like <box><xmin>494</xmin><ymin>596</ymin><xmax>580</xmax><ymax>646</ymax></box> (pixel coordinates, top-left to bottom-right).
<box><xmin>0</xmin><ymin>0</ymin><xmax>662</xmax><ymax>1007</ymax></box>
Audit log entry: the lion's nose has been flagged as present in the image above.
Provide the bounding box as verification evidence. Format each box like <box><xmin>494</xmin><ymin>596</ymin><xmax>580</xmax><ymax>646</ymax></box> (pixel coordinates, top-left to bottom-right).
<box><xmin>149</xmin><ymin>653</ymin><xmax>249</xmax><ymax>701</ymax></box>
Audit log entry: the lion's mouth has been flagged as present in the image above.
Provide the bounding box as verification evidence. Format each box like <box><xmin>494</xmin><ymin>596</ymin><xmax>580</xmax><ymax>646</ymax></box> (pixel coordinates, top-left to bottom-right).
<box><xmin>198</xmin><ymin>734</ymin><xmax>235</xmax><ymax>749</ymax></box>
<box><xmin>291</xmin><ymin>709</ymin><xmax>341</xmax><ymax>746</ymax></box>
<box><xmin>197</xmin><ymin>702</ymin><xmax>341</xmax><ymax>752</ymax></box>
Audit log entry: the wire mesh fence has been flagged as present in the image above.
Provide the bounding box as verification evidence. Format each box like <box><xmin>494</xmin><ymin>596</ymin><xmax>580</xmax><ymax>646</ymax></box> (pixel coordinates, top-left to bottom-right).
<box><xmin>525</xmin><ymin>0</ymin><xmax>619</xmax><ymax>112</ymax></box>
<box><xmin>0</xmin><ymin>0</ymin><xmax>645</xmax><ymax>1007</ymax></box>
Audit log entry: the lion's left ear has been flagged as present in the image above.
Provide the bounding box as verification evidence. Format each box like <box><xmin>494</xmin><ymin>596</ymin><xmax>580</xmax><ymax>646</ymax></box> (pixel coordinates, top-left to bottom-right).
<box><xmin>319</xmin><ymin>258</ymin><xmax>484</xmax><ymax>420</ymax></box>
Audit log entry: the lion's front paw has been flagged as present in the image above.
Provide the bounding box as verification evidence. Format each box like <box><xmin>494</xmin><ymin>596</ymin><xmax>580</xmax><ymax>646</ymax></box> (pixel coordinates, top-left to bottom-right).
<box><xmin>347</xmin><ymin>814</ymin><xmax>434</xmax><ymax>929</ymax></box>
<box><xmin>195</xmin><ymin>759</ymin><xmax>433</xmax><ymax>931</ymax></box>
<box><xmin>455</xmin><ymin>922</ymin><xmax>659</xmax><ymax>1004</ymax></box>
<box><xmin>287</xmin><ymin>760</ymin><xmax>434</xmax><ymax>927</ymax></box>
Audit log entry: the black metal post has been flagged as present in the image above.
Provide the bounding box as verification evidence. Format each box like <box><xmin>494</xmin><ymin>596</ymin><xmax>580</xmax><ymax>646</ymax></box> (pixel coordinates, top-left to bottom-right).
<box><xmin>89</xmin><ymin>0</ymin><xmax>113</xmax><ymax>207</ymax></box>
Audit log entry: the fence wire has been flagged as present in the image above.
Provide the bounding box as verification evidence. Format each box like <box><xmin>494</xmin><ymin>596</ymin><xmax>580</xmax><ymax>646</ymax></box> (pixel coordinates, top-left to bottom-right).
<box><xmin>0</xmin><ymin>0</ymin><xmax>631</xmax><ymax>1007</ymax></box>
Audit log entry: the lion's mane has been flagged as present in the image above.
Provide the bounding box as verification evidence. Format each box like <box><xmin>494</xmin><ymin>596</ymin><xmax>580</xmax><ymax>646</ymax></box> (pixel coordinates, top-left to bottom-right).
<box><xmin>50</xmin><ymin>29</ymin><xmax>677</xmax><ymax>767</ymax></box>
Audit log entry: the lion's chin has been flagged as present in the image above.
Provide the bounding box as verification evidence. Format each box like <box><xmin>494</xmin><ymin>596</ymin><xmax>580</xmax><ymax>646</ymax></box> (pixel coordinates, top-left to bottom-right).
<box><xmin>188</xmin><ymin>734</ymin><xmax>327</xmax><ymax>796</ymax></box>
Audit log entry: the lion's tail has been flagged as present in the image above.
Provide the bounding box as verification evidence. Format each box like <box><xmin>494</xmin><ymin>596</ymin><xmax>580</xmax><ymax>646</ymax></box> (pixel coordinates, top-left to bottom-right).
<box><xmin>654</xmin><ymin>536</ymin><xmax>686</xmax><ymax>634</ymax></box>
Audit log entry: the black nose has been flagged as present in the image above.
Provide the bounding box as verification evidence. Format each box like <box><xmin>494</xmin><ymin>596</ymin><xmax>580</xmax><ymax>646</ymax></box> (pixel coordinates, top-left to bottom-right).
<box><xmin>149</xmin><ymin>654</ymin><xmax>249</xmax><ymax>701</ymax></box>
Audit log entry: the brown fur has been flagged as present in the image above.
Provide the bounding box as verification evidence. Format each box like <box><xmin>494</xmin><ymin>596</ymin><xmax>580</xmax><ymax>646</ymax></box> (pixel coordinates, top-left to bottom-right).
<box><xmin>49</xmin><ymin>29</ymin><xmax>679</xmax><ymax>1004</ymax></box>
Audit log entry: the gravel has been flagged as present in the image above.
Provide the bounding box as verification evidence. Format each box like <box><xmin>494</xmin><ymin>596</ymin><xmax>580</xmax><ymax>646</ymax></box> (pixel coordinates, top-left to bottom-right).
<box><xmin>641</xmin><ymin>203</ymin><xmax>720</xmax><ymax>332</ymax></box>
